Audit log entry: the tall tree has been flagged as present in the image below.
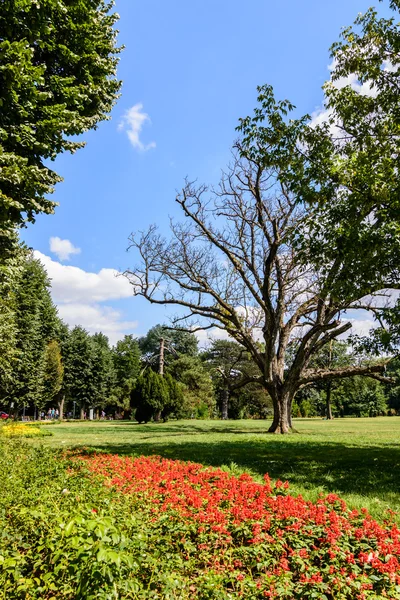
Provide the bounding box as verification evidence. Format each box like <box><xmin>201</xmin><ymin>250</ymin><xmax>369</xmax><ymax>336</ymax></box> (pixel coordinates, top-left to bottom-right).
<box><xmin>167</xmin><ymin>355</ymin><xmax>215</xmax><ymax>418</ymax></box>
<box><xmin>0</xmin><ymin>236</ymin><xmax>26</xmax><ymax>402</ymax></box>
<box><xmin>42</xmin><ymin>340</ymin><xmax>64</xmax><ymax>412</ymax></box>
<box><xmin>125</xmin><ymin>3</ymin><xmax>399</xmax><ymax>433</ymax></box>
<box><xmin>0</xmin><ymin>0</ymin><xmax>121</xmax><ymax>252</ymax></box>
<box><xmin>111</xmin><ymin>335</ymin><xmax>141</xmax><ymax>410</ymax></box>
<box><xmin>10</xmin><ymin>253</ymin><xmax>58</xmax><ymax>414</ymax></box>
<box><xmin>91</xmin><ymin>332</ymin><xmax>113</xmax><ymax>413</ymax></box>
<box><xmin>63</xmin><ymin>326</ymin><xmax>94</xmax><ymax>419</ymax></box>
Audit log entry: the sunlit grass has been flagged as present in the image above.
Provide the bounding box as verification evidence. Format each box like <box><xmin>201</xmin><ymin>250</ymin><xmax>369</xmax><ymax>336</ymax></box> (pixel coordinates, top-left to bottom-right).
<box><xmin>39</xmin><ymin>416</ymin><xmax>400</xmax><ymax>521</ymax></box>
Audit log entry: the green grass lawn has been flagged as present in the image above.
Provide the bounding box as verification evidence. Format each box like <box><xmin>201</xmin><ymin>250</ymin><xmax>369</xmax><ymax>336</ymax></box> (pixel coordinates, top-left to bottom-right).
<box><xmin>40</xmin><ymin>416</ymin><xmax>400</xmax><ymax>521</ymax></box>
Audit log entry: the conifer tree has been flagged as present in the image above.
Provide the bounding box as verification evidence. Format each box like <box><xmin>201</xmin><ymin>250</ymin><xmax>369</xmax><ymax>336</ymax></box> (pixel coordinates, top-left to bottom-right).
<box><xmin>10</xmin><ymin>253</ymin><xmax>58</xmax><ymax>414</ymax></box>
<box><xmin>62</xmin><ymin>326</ymin><xmax>95</xmax><ymax>419</ymax></box>
<box><xmin>131</xmin><ymin>369</ymin><xmax>169</xmax><ymax>423</ymax></box>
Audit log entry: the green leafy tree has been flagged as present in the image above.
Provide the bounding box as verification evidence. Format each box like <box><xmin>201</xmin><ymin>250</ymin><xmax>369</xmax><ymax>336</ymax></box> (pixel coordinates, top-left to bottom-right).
<box><xmin>0</xmin><ymin>236</ymin><xmax>26</xmax><ymax>403</ymax></box>
<box><xmin>111</xmin><ymin>335</ymin><xmax>141</xmax><ymax>411</ymax></box>
<box><xmin>296</xmin><ymin>341</ymin><xmax>354</xmax><ymax>419</ymax></box>
<box><xmin>91</xmin><ymin>333</ymin><xmax>114</xmax><ymax>413</ymax></box>
<box><xmin>387</xmin><ymin>358</ymin><xmax>400</xmax><ymax>414</ymax></box>
<box><xmin>202</xmin><ymin>340</ymin><xmax>271</xmax><ymax>419</ymax></box>
<box><xmin>0</xmin><ymin>0</ymin><xmax>122</xmax><ymax>251</ymax></box>
<box><xmin>335</xmin><ymin>376</ymin><xmax>388</xmax><ymax>417</ymax></box>
<box><xmin>162</xmin><ymin>373</ymin><xmax>185</xmax><ymax>420</ymax></box>
<box><xmin>42</xmin><ymin>340</ymin><xmax>64</xmax><ymax>410</ymax></box>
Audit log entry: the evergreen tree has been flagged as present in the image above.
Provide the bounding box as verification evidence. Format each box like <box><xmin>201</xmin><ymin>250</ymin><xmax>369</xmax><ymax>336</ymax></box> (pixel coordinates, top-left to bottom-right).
<box><xmin>10</xmin><ymin>253</ymin><xmax>58</xmax><ymax>415</ymax></box>
<box><xmin>63</xmin><ymin>326</ymin><xmax>94</xmax><ymax>418</ymax></box>
<box><xmin>139</xmin><ymin>324</ymin><xmax>198</xmax><ymax>362</ymax></box>
<box><xmin>0</xmin><ymin>236</ymin><xmax>26</xmax><ymax>403</ymax></box>
<box><xmin>202</xmin><ymin>340</ymin><xmax>271</xmax><ymax>419</ymax></box>
<box><xmin>131</xmin><ymin>369</ymin><xmax>169</xmax><ymax>423</ymax></box>
<box><xmin>162</xmin><ymin>373</ymin><xmax>185</xmax><ymax>420</ymax></box>
<box><xmin>168</xmin><ymin>355</ymin><xmax>215</xmax><ymax>418</ymax></box>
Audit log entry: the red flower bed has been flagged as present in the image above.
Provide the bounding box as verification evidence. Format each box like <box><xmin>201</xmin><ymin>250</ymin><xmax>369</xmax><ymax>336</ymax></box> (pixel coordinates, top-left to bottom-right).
<box><xmin>81</xmin><ymin>453</ymin><xmax>400</xmax><ymax>599</ymax></box>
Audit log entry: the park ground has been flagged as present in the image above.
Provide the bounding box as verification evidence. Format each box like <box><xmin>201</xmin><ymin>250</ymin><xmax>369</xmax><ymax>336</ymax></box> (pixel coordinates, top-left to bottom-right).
<box><xmin>39</xmin><ymin>416</ymin><xmax>400</xmax><ymax>522</ymax></box>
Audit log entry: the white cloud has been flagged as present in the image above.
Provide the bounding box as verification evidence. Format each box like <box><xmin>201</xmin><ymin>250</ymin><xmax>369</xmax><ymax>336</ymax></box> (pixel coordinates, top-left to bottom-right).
<box><xmin>342</xmin><ymin>317</ymin><xmax>377</xmax><ymax>338</ymax></box>
<box><xmin>33</xmin><ymin>251</ymin><xmax>138</xmax><ymax>345</ymax></box>
<box><xmin>49</xmin><ymin>237</ymin><xmax>81</xmax><ymax>261</ymax></box>
<box><xmin>195</xmin><ymin>327</ymin><xmax>231</xmax><ymax>347</ymax></box>
<box><xmin>34</xmin><ymin>251</ymin><xmax>133</xmax><ymax>303</ymax></box>
<box><xmin>58</xmin><ymin>304</ymin><xmax>138</xmax><ymax>346</ymax></box>
<box><xmin>118</xmin><ymin>103</ymin><xmax>156</xmax><ymax>151</ymax></box>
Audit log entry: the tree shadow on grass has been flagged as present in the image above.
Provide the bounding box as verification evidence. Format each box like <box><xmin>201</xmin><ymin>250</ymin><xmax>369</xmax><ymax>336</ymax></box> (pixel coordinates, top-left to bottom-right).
<box><xmin>78</xmin><ymin>435</ymin><xmax>400</xmax><ymax>506</ymax></box>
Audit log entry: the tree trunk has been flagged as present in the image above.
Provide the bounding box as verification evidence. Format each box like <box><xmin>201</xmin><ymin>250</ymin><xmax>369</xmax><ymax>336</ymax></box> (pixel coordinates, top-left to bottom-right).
<box><xmin>268</xmin><ymin>390</ymin><xmax>292</xmax><ymax>434</ymax></box>
<box><xmin>154</xmin><ymin>410</ymin><xmax>162</xmax><ymax>422</ymax></box>
<box><xmin>80</xmin><ymin>406</ymin><xmax>85</xmax><ymax>420</ymax></box>
<box><xmin>221</xmin><ymin>388</ymin><xmax>229</xmax><ymax>420</ymax></box>
<box><xmin>325</xmin><ymin>382</ymin><xmax>333</xmax><ymax>420</ymax></box>
<box><xmin>58</xmin><ymin>395</ymin><xmax>65</xmax><ymax>421</ymax></box>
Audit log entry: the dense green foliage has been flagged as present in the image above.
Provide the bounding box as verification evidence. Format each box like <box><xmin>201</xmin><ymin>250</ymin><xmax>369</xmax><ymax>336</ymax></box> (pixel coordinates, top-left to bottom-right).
<box><xmin>1</xmin><ymin>440</ymin><xmax>400</xmax><ymax>599</ymax></box>
<box><xmin>0</xmin><ymin>248</ymin><xmax>396</xmax><ymax>422</ymax></box>
<box><xmin>0</xmin><ymin>0</ymin><xmax>121</xmax><ymax>251</ymax></box>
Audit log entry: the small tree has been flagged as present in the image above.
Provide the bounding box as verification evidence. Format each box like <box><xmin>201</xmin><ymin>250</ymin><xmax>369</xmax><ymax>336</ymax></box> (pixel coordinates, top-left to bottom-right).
<box><xmin>131</xmin><ymin>370</ymin><xmax>169</xmax><ymax>423</ymax></box>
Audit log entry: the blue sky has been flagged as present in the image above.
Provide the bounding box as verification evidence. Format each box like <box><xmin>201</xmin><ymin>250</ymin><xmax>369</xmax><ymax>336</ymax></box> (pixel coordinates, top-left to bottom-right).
<box><xmin>24</xmin><ymin>0</ymin><xmax>389</xmax><ymax>345</ymax></box>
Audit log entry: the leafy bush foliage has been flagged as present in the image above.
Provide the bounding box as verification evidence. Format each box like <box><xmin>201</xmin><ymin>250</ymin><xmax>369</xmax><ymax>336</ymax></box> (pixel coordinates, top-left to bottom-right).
<box><xmin>1</xmin><ymin>441</ymin><xmax>400</xmax><ymax>599</ymax></box>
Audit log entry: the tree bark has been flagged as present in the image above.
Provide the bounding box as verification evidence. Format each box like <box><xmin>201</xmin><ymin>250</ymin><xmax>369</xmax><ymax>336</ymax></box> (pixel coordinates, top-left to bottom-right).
<box><xmin>58</xmin><ymin>395</ymin><xmax>65</xmax><ymax>421</ymax></box>
<box><xmin>221</xmin><ymin>388</ymin><xmax>229</xmax><ymax>420</ymax></box>
<box><xmin>268</xmin><ymin>390</ymin><xmax>292</xmax><ymax>434</ymax></box>
<box><xmin>325</xmin><ymin>382</ymin><xmax>333</xmax><ymax>420</ymax></box>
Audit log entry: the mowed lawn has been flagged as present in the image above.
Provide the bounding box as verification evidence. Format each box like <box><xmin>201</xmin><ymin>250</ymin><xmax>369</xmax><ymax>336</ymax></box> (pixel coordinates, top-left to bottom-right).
<box><xmin>41</xmin><ymin>417</ymin><xmax>400</xmax><ymax>521</ymax></box>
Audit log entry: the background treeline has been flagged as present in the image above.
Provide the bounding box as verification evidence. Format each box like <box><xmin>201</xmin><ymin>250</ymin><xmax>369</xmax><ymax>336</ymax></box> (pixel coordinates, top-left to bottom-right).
<box><xmin>1</xmin><ymin>248</ymin><xmax>399</xmax><ymax>421</ymax></box>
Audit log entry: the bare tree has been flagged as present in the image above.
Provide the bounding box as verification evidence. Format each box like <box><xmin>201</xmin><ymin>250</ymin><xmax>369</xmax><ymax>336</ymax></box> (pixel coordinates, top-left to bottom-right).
<box><xmin>124</xmin><ymin>143</ymin><xmax>394</xmax><ymax>432</ymax></box>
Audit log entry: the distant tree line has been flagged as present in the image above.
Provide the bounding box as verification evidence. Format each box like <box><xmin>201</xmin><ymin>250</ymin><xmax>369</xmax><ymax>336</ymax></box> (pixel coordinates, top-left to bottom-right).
<box><xmin>0</xmin><ymin>247</ymin><xmax>398</xmax><ymax>421</ymax></box>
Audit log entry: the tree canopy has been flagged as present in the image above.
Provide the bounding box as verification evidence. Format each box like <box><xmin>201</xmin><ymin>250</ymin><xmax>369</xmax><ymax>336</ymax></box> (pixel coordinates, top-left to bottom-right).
<box><xmin>0</xmin><ymin>0</ymin><xmax>121</xmax><ymax>252</ymax></box>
